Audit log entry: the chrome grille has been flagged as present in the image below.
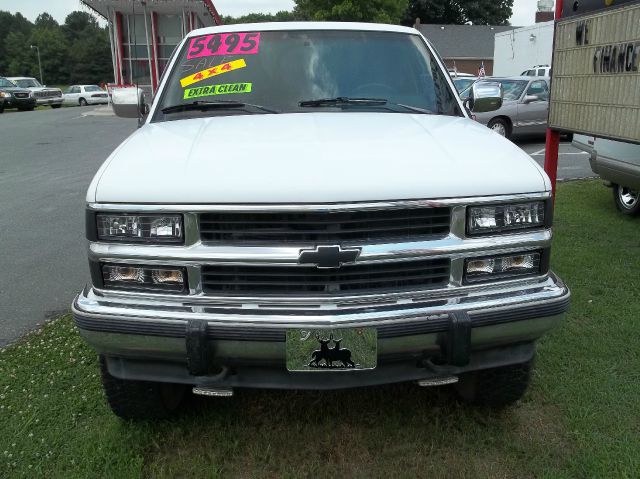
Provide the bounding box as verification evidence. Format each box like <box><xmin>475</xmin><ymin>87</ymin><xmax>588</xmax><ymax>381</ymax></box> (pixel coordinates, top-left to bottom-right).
<box><xmin>14</xmin><ymin>92</ymin><xmax>29</xmax><ymax>98</ymax></box>
<box><xmin>200</xmin><ymin>207</ymin><xmax>451</xmax><ymax>244</ymax></box>
<box><xmin>34</xmin><ymin>90</ymin><xmax>61</xmax><ymax>98</ymax></box>
<box><xmin>201</xmin><ymin>258</ymin><xmax>450</xmax><ymax>296</ymax></box>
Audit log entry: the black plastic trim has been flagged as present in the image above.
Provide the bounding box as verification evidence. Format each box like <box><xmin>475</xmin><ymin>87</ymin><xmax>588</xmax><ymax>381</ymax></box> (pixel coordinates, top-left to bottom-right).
<box><xmin>73</xmin><ymin>293</ymin><xmax>570</xmax><ymax>342</ymax></box>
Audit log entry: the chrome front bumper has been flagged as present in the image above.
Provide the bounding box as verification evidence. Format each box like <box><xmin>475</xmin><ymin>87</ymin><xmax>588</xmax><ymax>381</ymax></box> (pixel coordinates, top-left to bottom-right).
<box><xmin>73</xmin><ymin>273</ymin><xmax>569</xmax><ymax>387</ymax></box>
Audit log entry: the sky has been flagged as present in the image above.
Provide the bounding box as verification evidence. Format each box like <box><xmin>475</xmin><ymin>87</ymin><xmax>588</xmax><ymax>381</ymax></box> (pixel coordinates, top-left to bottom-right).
<box><xmin>1</xmin><ymin>0</ymin><xmax>542</xmax><ymax>26</ymax></box>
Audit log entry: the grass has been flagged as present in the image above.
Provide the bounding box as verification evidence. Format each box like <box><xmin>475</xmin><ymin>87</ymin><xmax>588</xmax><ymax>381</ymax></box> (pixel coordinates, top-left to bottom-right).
<box><xmin>1</xmin><ymin>179</ymin><xmax>638</xmax><ymax>478</ymax></box>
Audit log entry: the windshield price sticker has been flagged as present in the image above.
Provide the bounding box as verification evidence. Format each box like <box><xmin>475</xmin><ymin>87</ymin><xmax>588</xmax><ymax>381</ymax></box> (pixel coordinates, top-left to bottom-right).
<box><xmin>187</xmin><ymin>32</ymin><xmax>260</xmax><ymax>59</ymax></box>
<box><xmin>180</xmin><ymin>59</ymin><xmax>247</xmax><ymax>88</ymax></box>
<box><xmin>183</xmin><ymin>82</ymin><xmax>253</xmax><ymax>99</ymax></box>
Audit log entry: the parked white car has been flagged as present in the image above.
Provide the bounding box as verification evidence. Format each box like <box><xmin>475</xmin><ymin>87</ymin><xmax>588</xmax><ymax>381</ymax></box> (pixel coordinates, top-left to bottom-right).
<box><xmin>573</xmin><ymin>134</ymin><xmax>640</xmax><ymax>215</ymax></box>
<box><xmin>63</xmin><ymin>85</ymin><xmax>109</xmax><ymax>106</ymax></box>
<box><xmin>7</xmin><ymin>77</ymin><xmax>63</xmax><ymax>108</ymax></box>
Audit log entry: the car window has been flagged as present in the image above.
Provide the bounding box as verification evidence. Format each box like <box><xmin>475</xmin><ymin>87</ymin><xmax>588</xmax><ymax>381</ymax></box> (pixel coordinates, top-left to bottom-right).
<box><xmin>527</xmin><ymin>80</ymin><xmax>548</xmax><ymax>100</ymax></box>
<box><xmin>154</xmin><ymin>30</ymin><xmax>461</xmax><ymax>121</ymax></box>
<box><xmin>84</xmin><ymin>86</ymin><xmax>102</xmax><ymax>92</ymax></box>
<box><xmin>537</xmin><ymin>68</ymin><xmax>545</xmax><ymax>76</ymax></box>
<box><xmin>73</xmin><ymin>86</ymin><xmax>82</xmax><ymax>93</ymax></box>
<box><xmin>453</xmin><ymin>78</ymin><xmax>475</xmax><ymax>93</ymax></box>
<box><xmin>526</xmin><ymin>70</ymin><xmax>536</xmax><ymax>76</ymax></box>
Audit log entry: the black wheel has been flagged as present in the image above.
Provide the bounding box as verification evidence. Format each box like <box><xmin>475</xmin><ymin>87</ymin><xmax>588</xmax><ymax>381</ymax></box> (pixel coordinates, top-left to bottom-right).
<box><xmin>51</xmin><ymin>104</ymin><xmax>62</xmax><ymax>109</ymax></box>
<box><xmin>79</xmin><ymin>98</ymin><xmax>88</xmax><ymax>107</ymax></box>
<box><xmin>0</xmin><ymin>107</ymin><xmax>4</xmax><ymax>114</ymax></box>
<box><xmin>613</xmin><ymin>184</ymin><xmax>640</xmax><ymax>216</ymax></box>
<box><xmin>487</xmin><ymin>118</ymin><xmax>511</xmax><ymax>139</ymax></box>
<box><xmin>455</xmin><ymin>358</ymin><xmax>533</xmax><ymax>408</ymax></box>
<box><xmin>99</xmin><ymin>355</ymin><xmax>186</xmax><ymax>420</ymax></box>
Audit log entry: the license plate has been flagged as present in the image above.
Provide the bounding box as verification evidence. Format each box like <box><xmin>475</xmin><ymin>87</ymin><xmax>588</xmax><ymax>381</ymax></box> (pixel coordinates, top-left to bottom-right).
<box><xmin>285</xmin><ymin>328</ymin><xmax>377</xmax><ymax>371</ymax></box>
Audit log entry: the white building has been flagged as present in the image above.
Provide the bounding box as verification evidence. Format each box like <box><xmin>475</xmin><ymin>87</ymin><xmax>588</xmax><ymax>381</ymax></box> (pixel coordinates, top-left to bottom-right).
<box><xmin>492</xmin><ymin>21</ymin><xmax>554</xmax><ymax>77</ymax></box>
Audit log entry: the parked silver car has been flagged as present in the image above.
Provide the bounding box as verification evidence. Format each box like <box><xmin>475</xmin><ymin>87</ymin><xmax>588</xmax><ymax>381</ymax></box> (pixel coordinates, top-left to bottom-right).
<box><xmin>461</xmin><ymin>76</ymin><xmax>550</xmax><ymax>139</ymax></box>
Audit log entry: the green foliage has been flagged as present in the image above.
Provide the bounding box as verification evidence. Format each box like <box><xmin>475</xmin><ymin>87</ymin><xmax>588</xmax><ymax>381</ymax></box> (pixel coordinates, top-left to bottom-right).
<box><xmin>0</xmin><ymin>10</ymin><xmax>112</xmax><ymax>85</ymax></box>
<box><xmin>293</xmin><ymin>0</ymin><xmax>409</xmax><ymax>23</ymax></box>
<box><xmin>221</xmin><ymin>11</ymin><xmax>301</xmax><ymax>24</ymax></box>
<box><xmin>403</xmin><ymin>0</ymin><xmax>514</xmax><ymax>25</ymax></box>
<box><xmin>0</xmin><ymin>11</ymin><xmax>32</xmax><ymax>73</ymax></box>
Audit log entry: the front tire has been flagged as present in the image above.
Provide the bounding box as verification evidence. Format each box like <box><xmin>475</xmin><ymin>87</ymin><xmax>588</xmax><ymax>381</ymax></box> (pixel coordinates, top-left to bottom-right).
<box><xmin>455</xmin><ymin>358</ymin><xmax>533</xmax><ymax>408</ymax></box>
<box><xmin>613</xmin><ymin>184</ymin><xmax>640</xmax><ymax>216</ymax></box>
<box><xmin>51</xmin><ymin>104</ymin><xmax>62</xmax><ymax>109</ymax></box>
<box><xmin>99</xmin><ymin>356</ymin><xmax>186</xmax><ymax>420</ymax></box>
<box><xmin>488</xmin><ymin>118</ymin><xmax>511</xmax><ymax>139</ymax></box>
<box><xmin>79</xmin><ymin>98</ymin><xmax>88</xmax><ymax>107</ymax></box>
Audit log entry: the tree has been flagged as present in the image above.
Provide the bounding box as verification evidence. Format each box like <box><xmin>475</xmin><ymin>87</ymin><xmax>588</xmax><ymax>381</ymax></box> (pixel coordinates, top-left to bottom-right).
<box><xmin>63</xmin><ymin>11</ymin><xmax>98</xmax><ymax>41</ymax></box>
<box><xmin>0</xmin><ymin>11</ymin><xmax>33</xmax><ymax>74</ymax></box>
<box><xmin>402</xmin><ymin>0</ymin><xmax>513</xmax><ymax>26</ymax></box>
<box><xmin>293</xmin><ymin>0</ymin><xmax>408</xmax><ymax>24</ymax></box>
<box><xmin>5</xmin><ymin>31</ymin><xmax>35</xmax><ymax>77</ymax></box>
<box><xmin>28</xmin><ymin>26</ymin><xmax>70</xmax><ymax>84</ymax></box>
<box><xmin>35</xmin><ymin>12</ymin><xmax>58</xmax><ymax>29</ymax></box>
<box><xmin>222</xmin><ymin>11</ymin><xmax>300</xmax><ymax>24</ymax></box>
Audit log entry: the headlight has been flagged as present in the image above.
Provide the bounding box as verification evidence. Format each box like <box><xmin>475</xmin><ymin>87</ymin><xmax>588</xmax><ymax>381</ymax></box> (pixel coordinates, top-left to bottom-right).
<box><xmin>464</xmin><ymin>251</ymin><xmax>542</xmax><ymax>283</ymax></box>
<box><xmin>0</xmin><ymin>92</ymin><xmax>11</xmax><ymax>98</ymax></box>
<box><xmin>96</xmin><ymin>214</ymin><xmax>183</xmax><ymax>243</ymax></box>
<box><xmin>467</xmin><ymin>201</ymin><xmax>545</xmax><ymax>235</ymax></box>
<box><xmin>101</xmin><ymin>264</ymin><xmax>187</xmax><ymax>293</ymax></box>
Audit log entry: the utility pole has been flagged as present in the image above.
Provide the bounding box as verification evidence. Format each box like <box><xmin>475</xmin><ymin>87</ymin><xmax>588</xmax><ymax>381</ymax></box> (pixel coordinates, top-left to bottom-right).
<box><xmin>30</xmin><ymin>45</ymin><xmax>43</xmax><ymax>85</ymax></box>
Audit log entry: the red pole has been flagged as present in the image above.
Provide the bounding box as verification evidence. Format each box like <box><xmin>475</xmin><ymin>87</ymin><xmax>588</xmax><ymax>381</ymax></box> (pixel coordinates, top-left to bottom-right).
<box><xmin>543</xmin><ymin>0</ymin><xmax>563</xmax><ymax>200</ymax></box>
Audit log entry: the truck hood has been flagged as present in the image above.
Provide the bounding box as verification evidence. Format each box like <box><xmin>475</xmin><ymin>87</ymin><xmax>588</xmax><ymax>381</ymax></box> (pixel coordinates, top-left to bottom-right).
<box><xmin>90</xmin><ymin>113</ymin><xmax>549</xmax><ymax>204</ymax></box>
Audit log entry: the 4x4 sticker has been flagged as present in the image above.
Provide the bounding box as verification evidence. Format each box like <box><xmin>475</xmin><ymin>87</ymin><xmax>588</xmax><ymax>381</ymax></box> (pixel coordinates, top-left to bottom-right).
<box><xmin>180</xmin><ymin>59</ymin><xmax>246</xmax><ymax>88</ymax></box>
<box><xmin>187</xmin><ymin>32</ymin><xmax>260</xmax><ymax>59</ymax></box>
<box><xmin>183</xmin><ymin>82</ymin><xmax>252</xmax><ymax>99</ymax></box>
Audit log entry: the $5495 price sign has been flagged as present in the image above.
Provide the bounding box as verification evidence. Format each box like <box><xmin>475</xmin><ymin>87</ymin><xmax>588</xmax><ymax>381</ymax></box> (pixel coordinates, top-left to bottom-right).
<box><xmin>187</xmin><ymin>32</ymin><xmax>261</xmax><ymax>59</ymax></box>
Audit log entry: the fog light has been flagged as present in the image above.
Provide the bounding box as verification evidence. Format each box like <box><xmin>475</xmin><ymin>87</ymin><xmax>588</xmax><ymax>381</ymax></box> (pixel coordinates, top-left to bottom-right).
<box><xmin>104</xmin><ymin>266</ymin><xmax>145</xmax><ymax>283</ymax></box>
<box><xmin>152</xmin><ymin>269</ymin><xmax>184</xmax><ymax>284</ymax></box>
<box><xmin>464</xmin><ymin>251</ymin><xmax>542</xmax><ymax>283</ymax></box>
<box><xmin>466</xmin><ymin>258</ymin><xmax>495</xmax><ymax>274</ymax></box>
<box><xmin>101</xmin><ymin>263</ymin><xmax>187</xmax><ymax>293</ymax></box>
<box><xmin>501</xmin><ymin>254</ymin><xmax>535</xmax><ymax>271</ymax></box>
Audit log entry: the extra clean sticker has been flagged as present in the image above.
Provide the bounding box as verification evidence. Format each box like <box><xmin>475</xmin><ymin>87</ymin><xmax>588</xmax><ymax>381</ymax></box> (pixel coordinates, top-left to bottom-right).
<box><xmin>187</xmin><ymin>32</ymin><xmax>261</xmax><ymax>59</ymax></box>
<box><xmin>183</xmin><ymin>83</ymin><xmax>253</xmax><ymax>99</ymax></box>
<box><xmin>179</xmin><ymin>59</ymin><xmax>246</xmax><ymax>88</ymax></box>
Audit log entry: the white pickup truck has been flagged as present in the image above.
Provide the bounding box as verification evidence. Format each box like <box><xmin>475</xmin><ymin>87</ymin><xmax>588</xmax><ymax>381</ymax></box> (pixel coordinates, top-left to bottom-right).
<box><xmin>72</xmin><ymin>22</ymin><xmax>570</xmax><ymax>419</ymax></box>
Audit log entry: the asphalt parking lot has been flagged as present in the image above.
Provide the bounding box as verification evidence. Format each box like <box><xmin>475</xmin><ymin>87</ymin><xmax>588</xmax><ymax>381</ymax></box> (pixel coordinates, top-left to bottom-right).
<box><xmin>0</xmin><ymin>108</ymin><xmax>594</xmax><ymax>346</ymax></box>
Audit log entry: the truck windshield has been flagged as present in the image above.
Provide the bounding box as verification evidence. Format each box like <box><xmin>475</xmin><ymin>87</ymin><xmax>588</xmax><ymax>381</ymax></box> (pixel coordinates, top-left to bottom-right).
<box><xmin>153</xmin><ymin>29</ymin><xmax>460</xmax><ymax>121</ymax></box>
<box><xmin>0</xmin><ymin>78</ymin><xmax>16</xmax><ymax>88</ymax></box>
<box><xmin>13</xmin><ymin>78</ymin><xmax>42</xmax><ymax>88</ymax></box>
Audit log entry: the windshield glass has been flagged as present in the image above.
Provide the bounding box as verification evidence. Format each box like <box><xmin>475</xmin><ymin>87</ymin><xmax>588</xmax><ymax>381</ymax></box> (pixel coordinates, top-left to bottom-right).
<box><xmin>84</xmin><ymin>85</ymin><xmax>102</xmax><ymax>92</ymax></box>
<box><xmin>154</xmin><ymin>29</ymin><xmax>460</xmax><ymax>121</ymax></box>
<box><xmin>0</xmin><ymin>78</ymin><xmax>16</xmax><ymax>88</ymax></box>
<box><xmin>13</xmin><ymin>78</ymin><xmax>42</xmax><ymax>88</ymax></box>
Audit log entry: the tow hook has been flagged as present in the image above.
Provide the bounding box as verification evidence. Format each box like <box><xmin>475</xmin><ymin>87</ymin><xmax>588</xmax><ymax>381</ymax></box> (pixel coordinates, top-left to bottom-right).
<box><xmin>192</xmin><ymin>386</ymin><xmax>234</xmax><ymax>397</ymax></box>
<box><xmin>416</xmin><ymin>376</ymin><xmax>458</xmax><ymax>387</ymax></box>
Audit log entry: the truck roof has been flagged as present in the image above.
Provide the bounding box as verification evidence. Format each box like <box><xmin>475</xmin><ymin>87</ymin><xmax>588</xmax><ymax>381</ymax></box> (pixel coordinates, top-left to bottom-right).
<box><xmin>188</xmin><ymin>21</ymin><xmax>420</xmax><ymax>38</ymax></box>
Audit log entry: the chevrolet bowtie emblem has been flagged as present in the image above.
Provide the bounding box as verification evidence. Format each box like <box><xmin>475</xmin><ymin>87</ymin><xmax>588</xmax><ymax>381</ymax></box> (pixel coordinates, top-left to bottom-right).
<box><xmin>298</xmin><ymin>245</ymin><xmax>361</xmax><ymax>269</ymax></box>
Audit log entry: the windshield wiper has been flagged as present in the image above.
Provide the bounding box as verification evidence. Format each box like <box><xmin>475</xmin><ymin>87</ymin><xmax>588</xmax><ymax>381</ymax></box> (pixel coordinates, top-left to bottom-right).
<box><xmin>299</xmin><ymin>97</ymin><xmax>387</xmax><ymax>107</ymax></box>
<box><xmin>161</xmin><ymin>100</ymin><xmax>279</xmax><ymax>115</ymax></box>
<box><xmin>298</xmin><ymin>97</ymin><xmax>434</xmax><ymax>114</ymax></box>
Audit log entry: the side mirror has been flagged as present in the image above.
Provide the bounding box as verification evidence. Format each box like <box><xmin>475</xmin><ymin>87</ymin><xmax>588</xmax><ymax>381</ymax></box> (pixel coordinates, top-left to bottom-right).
<box><xmin>469</xmin><ymin>81</ymin><xmax>503</xmax><ymax>113</ymax></box>
<box><xmin>111</xmin><ymin>87</ymin><xmax>146</xmax><ymax>118</ymax></box>
<box><xmin>523</xmin><ymin>94</ymin><xmax>539</xmax><ymax>104</ymax></box>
